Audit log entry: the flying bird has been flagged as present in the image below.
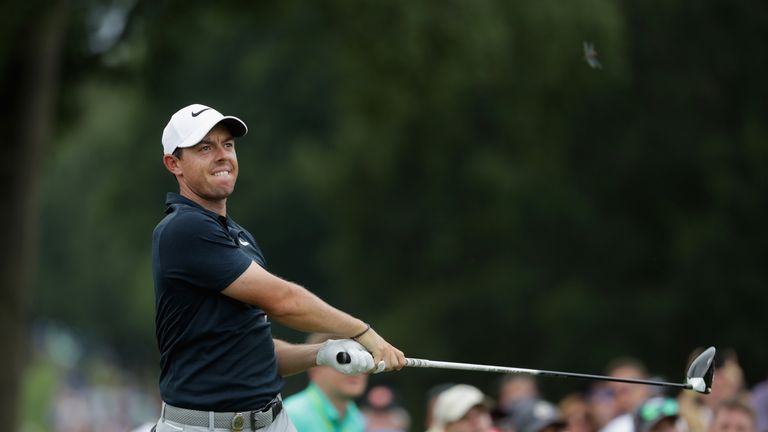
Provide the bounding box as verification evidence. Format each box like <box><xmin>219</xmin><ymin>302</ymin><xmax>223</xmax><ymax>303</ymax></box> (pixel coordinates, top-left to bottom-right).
<box><xmin>583</xmin><ymin>41</ymin><xmax>602</xmax><ymax>69</ymax></box>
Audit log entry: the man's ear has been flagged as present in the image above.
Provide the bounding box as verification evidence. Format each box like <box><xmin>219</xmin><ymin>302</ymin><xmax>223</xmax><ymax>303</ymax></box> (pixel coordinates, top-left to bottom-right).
<box><xmin>163</xmin><ymin>154</ymin><xmax>183</xmax><ymax>175</ymax></box>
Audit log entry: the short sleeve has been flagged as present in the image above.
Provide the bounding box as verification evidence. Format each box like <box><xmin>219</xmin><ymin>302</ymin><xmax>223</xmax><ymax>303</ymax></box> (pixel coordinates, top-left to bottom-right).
<box><xmin>158</xmin><ymin>211</ymin><xmax>252</xmax><ymax>292</ymax></box>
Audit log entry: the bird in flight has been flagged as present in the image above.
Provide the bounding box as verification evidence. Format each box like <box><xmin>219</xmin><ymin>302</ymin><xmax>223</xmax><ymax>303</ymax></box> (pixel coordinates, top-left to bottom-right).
<box><xmin>583</xmin><ymin>41</ymin><xmax>602</xmax><ymax>69</ymax></box>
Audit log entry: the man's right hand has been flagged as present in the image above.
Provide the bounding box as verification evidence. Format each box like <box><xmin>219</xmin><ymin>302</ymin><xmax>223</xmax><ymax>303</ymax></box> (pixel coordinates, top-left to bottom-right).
<box><xmin>354</xmin><ymin>327</ymin><xmax>405</xmax><ymax>372</ymax></box>
<box><xmin>316</xmin><ymin>339</ymin><xmax>374</xmax><ymax>375</ymax></box>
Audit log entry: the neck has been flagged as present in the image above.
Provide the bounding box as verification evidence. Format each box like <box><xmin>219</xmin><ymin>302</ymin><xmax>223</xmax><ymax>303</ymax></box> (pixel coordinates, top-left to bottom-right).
<box><xmin>314</xmin><ymin>384</ymin><xmax>349</xmax><ymax>418</ymax></box>
<box><xmin>329</xmin><ymin>396</ymin><xmax>348</xmax><ymax>418</ymax></box>
<box><xmin>179</xmin><ymin>188</ymin><xmax>227</xmax><ymax>216</ymax></box>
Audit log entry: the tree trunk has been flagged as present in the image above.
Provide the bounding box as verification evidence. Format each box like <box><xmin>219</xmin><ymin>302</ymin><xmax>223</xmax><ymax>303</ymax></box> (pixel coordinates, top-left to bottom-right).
<box><xmin>0</xmin><ymin>1</ymin><xmax>68</xmax><ymax>428</ymax></box>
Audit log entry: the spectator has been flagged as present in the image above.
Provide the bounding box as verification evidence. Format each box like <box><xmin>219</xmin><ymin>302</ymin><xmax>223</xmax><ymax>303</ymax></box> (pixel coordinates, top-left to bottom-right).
<box><xmin>679</xmin><ymin>348</ymin><xmax>748</xmax><ymax>432</ymax></box>
<box><xmin>284</xmin><ymin>333</ymin><xmax>369</xmax><ymax>432</ymax></box>
<box><xmin>362</xmin><ymin>385</ymin><xmax>411</xmax><ymax>432</ymax></box>
<box><xmin>506</xmin><ymin>398</ymin><xmax>567</xmax><ymax>432</ymax></box>
<box><xmin>634</xmin><ymin>397</ymin><xmax>681</xmax><ymax>432</ymax></box>
<box><xmin>588</xmin><ymin>383</ymin><xmax>620</xmax><ymax>429</ymax></box>
<box><xmin>560</xmin><ymin>393</ymin><xmax>599</xmax><ymax>432</ymax></box>
<box><xmin>499</xmin><ymin>376</ymin><xmax>540</xmax><ymax>412</ymax></box>
<box><xmin>425</xmin><ymin>383</ymin><xmax>456</xmax><ymax>431</ymax></box>
<box><xmin>493</xmin><ymin>376</ymin><xmax>540</xmax><ymax>429</ymax></box>
<box><xmin>428</xmin><ymin>384</ymin><xmax>498</xmax><ymax>432</ymax></box>
<box><xmin>601</xmin><ymin>357</ymin><xmax>652</xmax><ymax>432</ymax></box>
<box><xmin>708</xmin><ymin>350</ymin><xmax>748</xmax><ymax>410</ymax></box>
<box><xmin>709</xmin><ymin>399</ymin><xmax>756</xmax><ymax>432</ymax></box>
<box><xmin>750</xmin><ymin>378</ymin><xmax>768</xmax><ymax>432</ymax></box>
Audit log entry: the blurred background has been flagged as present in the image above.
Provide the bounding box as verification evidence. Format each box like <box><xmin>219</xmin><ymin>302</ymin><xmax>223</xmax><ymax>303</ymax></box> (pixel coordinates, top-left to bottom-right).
<box><xmin>2</xmin><ymin>0</ymin><xmax>767</xmax><ymax>430</ymax></box>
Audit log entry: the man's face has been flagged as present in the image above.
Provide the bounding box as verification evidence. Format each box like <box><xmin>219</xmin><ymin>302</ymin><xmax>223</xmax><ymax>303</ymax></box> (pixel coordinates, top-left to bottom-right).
<box><xmin>609</xmin><ymin>366</ymin><xmax>649</xmax><ymax>413</ymax></box>
<box><xmin>173</xmin><ymin>124</ymin><xmax>238</xmax><ymax>204</ymax></box>
<box><xmin>310</xmin><ymin>366</ymin><xmax>368</xmax><ymax>401</ymax></box>
<box><xmin>444</xmin><ymin>406</ymin><xmax>493</xmax><ymax>432</ymax></box>
<box><xmin>709</xmin><ymin>408</ymin><xmax>755</xmax><ymax>432</ymax></box>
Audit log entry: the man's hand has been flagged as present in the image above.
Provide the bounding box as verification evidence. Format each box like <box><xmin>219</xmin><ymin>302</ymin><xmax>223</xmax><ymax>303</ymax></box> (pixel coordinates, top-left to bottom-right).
<box><xmin>354</xmin><ymin>327</ymin><xmax>405</xmax><ymax>372</ymax></box>
<box><xmin>316</xmin><ymin>339</ymin><xmax>374</xmax><ymax>375</ymax></box>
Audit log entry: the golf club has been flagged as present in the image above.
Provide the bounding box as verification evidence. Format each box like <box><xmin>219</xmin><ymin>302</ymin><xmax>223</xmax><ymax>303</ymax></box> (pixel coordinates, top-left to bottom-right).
<box><xmin>336</xmin><ymin>346</ymin><xmax>716</xmax><ymax>394</ymax></box>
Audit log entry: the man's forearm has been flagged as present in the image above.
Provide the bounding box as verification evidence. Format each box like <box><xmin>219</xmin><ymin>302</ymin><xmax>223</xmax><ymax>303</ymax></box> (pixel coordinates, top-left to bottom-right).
<box><xmin>223</xmin><ymin>262</ymin><xmax>404</xmax><ymax>372</ymax></box>
<box><xmin>269</xmin><ymin>282</ymin><xmax>369</xmax><ymax>337</ymax></box>
<box><xmin>273</xmin><ymin>339</ymin><xmax>321</xmax><ymax>377</ymax></box>
<box><xmin>223</xmin><ymin>262</ymin><xmax>369</xmax><ymax>337</ymax></box>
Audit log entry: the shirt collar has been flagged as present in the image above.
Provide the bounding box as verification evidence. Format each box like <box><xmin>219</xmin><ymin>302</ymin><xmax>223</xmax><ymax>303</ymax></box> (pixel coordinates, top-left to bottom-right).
<box><xmin>165</xmin><ymin>192</ymin><xmax>202</xmax><ymax>211</ymax></box>
<box><xmin>165</xmin><ymin>192</ymin><xmax>228</xmax><ymax>222</ymax></box>
<box><xmin>307</xmin><ymin>382</ymin><xmax>361</xmax><ymax>424</ymax></box>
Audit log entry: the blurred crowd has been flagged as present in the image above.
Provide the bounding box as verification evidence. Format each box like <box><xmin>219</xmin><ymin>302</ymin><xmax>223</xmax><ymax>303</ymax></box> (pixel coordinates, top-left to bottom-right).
<box><xmin>34</xmin><ymin>342</ymin><xmax>768</xmax><ymax>432</ymax></box>
<box><xmin>20</xmin><ymin>323</ymin><xmax>158</xmax><ymax>432</ymax></box>
<box><xmin>277</xmin><ymin>346</ymin><xmax>767</xmax><ymax>432</ymax></box>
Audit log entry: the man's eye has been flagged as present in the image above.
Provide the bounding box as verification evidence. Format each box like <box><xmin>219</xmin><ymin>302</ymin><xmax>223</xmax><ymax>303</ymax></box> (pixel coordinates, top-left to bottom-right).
<box><xmin>200</xmin><ymin>145</ymin><xmax>210</xmax><ymax>151</ymax></box>
<box><xmin>225</xmin><ymin>142</ymin><xmax>234</xmax><ymax>148</ymax></box>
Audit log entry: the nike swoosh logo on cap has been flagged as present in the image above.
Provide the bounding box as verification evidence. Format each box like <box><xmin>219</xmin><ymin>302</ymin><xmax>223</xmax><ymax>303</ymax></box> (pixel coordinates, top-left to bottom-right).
<box><xmin>191</xmin><ymin>108</ymin><xmax>210</xmax><ymax>117</ymax></box>
<box><xmin>238</xmin><ymin>238</ymin><xmax>250</xmax><ymax>246</ymax></box>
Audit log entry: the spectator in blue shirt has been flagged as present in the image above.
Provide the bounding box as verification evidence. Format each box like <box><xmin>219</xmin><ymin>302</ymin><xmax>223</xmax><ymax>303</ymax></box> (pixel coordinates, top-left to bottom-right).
<box><xmin>285</xmin><ymin>333</ymin><xmax>369</xmax><ymax>432</ymax></box>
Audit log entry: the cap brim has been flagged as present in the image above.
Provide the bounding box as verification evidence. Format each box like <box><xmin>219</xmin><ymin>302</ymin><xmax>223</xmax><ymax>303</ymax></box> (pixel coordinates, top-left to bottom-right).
<box><xmin>443</xmin><ymin>400</ymin><xmax>491</xmax><ymax>424</ymax></box>
<box><xmin>176</xmin><ymin>116</ymin><xmax>248</xmax><ymax>150</ymax></box>
<box><xmin>219</xmin><ymin>116</ymin><xmax>247</xmax><ymax>137</ymax></box>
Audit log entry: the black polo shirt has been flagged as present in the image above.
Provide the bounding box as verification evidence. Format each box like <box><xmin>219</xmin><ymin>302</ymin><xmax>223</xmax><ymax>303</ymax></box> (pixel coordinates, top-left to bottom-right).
<box><xmin>152</xmin><ymin>192</ymin><xmax>283</xmax><ymax>411</ymax></box>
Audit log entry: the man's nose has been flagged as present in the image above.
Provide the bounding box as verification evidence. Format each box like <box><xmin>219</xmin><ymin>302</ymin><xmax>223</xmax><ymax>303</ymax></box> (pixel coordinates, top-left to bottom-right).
<box><xmin>214</xmin><ymin>144</ymin><xmax>230</xmax><ymax>160</ymax></box>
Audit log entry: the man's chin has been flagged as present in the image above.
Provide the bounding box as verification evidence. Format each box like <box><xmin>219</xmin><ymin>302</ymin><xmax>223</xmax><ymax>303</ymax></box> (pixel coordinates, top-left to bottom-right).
<box><xmin>339</xmin><ymin>387</ymin><xmax>367</xmax><ymax>399</ymax></box>
<box><xmin>211</xmin><ymin>185</ymin><xmax>235</xmax><ymax>199</ymax></box>
<box><xmin>199</xmin><ymin>190</ymin><xmax>233</xmax><ymax>203</ymax></box>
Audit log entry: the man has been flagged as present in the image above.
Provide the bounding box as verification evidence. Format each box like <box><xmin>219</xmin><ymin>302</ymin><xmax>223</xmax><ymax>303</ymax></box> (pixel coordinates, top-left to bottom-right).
<box><xmin>428</xmin><ymin>384</ymin><xmax>497</xmax><ymax>432</ymax></box>
<box><xmin>750</xmin><ymin>378</ymin><xmax>768</xmax><ymax>432</ymax></box>
<box><xmin>709</xmin><ymin>400</ymin><xmax>756</xmax><ymax>432</ymax></box>
<box><xmin>284</xmin><ymin>333</ymin><xmax>369</xmax><ymax>431</ymax></box>
<box><xmin>633</xmin><ymin>397</ymin><xmax>680</xmax><ymax>432</ymax></box>
<box><xmin>152</xmin><ymin>104</ymin><xmax>405</xmax><ymax>431</ymax></box>
<box><xmin>559</xmin><ymin>393</ymin><xmax>598</xmax><ymax>432</ymax></box>
<box><xmin>361</xmin><ymin>385</ymin><xmax>411</xmax><ymax>432</ymax></box>
<box><xmin>678</xmin><ymin>348</ymin><xmax>747</xmax><ymax>432</ymax></box>
<box><xmin>497</xmin><ymin>376</ymin><xmax>540</xmax><ymax>414</ymax></box>
<box><xmin>601</xmin><ymin>358</ymin><xmax>652</xmax><ymax>432</ymax></box>
<box><xmin>506</xmin><ymin>398</ymin><xmax>567</xmax><ymax>432</ymax></box>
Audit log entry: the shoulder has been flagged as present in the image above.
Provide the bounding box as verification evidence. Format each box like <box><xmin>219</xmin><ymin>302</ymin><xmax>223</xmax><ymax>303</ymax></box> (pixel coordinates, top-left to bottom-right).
<box><xmin>155</xmin><ymin>206</ymin><xmax>222</xmax><ymax>243</ymax></box>
<box><xmin>600</xmin><ymin>413</ymin><xmax>634</xmax><ymax>432</ymax></box>
<box><xmin>161</xmin><ymin>205</ymin><xmax>218</xmax><ymax>231</ymax></box>
<box><xmin>284</xmin><ymin>390</ymin><xmax>313</xmax><ymax>411</ymax></box>
<box><xmin>284</xmin><ymin>390</ymin><xmax>321</xmax><ymax>424</ymax></box>
<box><xmin>347</xmin><ymin>402</ymin><xmax>366</xmax><ymax>425</ymax></box>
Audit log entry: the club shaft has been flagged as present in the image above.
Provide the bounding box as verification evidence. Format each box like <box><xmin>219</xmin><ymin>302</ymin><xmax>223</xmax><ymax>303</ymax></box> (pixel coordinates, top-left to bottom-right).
<box><xmin>404</xmin><ymin>358</ymin><xmax>692</xmax><ymax>390</ymax></box>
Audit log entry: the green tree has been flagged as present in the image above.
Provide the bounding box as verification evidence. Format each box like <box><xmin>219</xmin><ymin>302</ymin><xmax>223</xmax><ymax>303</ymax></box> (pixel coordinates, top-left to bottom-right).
<box><xmin>1</xmin><ymin>1</ymin><xmax>70</xmax><ymax>426</ymax></box>
<box><xmin>26</xmin><ymin>1</ymin><xmax>768</xmax><ymax>427</ymax></box>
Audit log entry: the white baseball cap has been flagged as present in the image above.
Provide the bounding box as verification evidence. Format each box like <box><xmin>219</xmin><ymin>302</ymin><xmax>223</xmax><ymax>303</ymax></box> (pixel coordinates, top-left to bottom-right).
<box><xmin>432</xmin><ymin>384</ymin><xmax>488</xmax><ymax>426</ymax></box>
<box><xmin>161</xmin><ymin>103</ymin><xmax>248</xmax><ymax>155</ymax></box>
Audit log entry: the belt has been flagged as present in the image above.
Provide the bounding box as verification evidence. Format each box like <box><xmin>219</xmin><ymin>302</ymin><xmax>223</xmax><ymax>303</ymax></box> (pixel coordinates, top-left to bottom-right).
<box><xmin>162</xmin><ymin>396</ymin><xmax>283</xmax><ymax>431</ymax></box>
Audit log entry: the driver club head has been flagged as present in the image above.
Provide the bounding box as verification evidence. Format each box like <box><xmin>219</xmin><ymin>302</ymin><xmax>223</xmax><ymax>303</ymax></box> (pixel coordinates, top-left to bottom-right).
<box><xmin>686</xmin><ymin>346</ymin><xmax>716</xmax><ymax>394</ymax></box>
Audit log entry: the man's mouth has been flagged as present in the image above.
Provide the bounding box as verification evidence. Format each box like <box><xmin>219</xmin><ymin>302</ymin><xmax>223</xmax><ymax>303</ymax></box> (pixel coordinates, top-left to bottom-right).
<box><xmin>212</xmin><ymin>170</ymin><xmax>231</xmax><ymax>177</ymax></box>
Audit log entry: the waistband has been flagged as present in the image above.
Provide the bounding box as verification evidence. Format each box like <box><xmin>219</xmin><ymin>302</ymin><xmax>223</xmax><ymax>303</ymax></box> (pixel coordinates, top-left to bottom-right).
<box><xmin>162</xmin><ymin>395</ymin><xmax>283</xmax><ymax>431</ymax></box>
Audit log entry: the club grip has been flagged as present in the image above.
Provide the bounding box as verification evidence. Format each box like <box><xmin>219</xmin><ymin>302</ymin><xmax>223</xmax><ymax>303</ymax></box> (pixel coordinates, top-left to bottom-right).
<box><xmin>336</xmin><ymin>352</ymin><xmax>351</xmax><ymax>364</ymax></box>
<box><xmin>405</xmin><ymin>358</ymin><xmax>427</xmax><ymax>367</ymax></box>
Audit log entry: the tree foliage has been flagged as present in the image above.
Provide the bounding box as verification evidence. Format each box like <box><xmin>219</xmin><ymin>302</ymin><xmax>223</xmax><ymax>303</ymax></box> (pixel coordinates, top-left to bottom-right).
<box><xmin>14</xmin><ymin>0</ymin><xmax>768</xmax><ymax>425</ymax></box>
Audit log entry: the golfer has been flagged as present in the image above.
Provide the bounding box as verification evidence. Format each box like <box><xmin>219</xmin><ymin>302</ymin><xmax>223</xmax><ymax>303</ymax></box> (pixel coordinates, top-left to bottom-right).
<box><xmin>152</xmin><ymin>104</ymin><xmax>405</xmax><ymax>432</ymax></box>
